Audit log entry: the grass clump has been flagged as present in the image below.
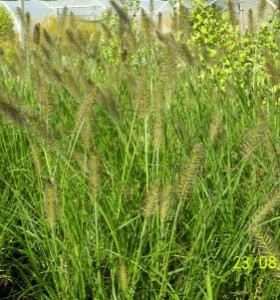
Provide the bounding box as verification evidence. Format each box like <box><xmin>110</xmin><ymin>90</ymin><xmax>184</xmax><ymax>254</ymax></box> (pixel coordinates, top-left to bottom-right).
<box><xmin>0</xmin><ymin>1</ymin><xmax>280</xmax><ymax>299</ymax></box>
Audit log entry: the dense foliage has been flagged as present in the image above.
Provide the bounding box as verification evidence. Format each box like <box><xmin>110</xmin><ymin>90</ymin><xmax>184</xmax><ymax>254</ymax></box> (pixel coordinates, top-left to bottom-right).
<box><xmin>0</xmin><ymin>1</ymin><xmax>280</xmax><ymax>299</ymax></box>
<box><xmin>0</xmin><ymin>6</ymin><xmax>14</xmax><ymax>40</ymax></box>
<box><xmin>0</xmin><ymin>6</ymin><xmax>17</xmax><ymax>61</ymax></box>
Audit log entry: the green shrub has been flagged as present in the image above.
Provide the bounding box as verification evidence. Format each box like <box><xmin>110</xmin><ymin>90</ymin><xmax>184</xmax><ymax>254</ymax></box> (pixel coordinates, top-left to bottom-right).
<box><xmin>0</xmin><ymin>6</ymin><xmax>17</xmax><ymax>61</ymax></box>
<box><xmin>0</xmin><ymin>6</ymin><xmax>15</xmax><ymax>40</ymax></box>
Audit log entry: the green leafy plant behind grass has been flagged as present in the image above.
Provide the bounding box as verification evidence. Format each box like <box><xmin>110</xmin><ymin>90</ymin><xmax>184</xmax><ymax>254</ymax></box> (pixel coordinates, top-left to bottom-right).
<box><xmin>0</xmin><ymin>6</ymin><xmax>15</xmax><ymax>40</ymax></box>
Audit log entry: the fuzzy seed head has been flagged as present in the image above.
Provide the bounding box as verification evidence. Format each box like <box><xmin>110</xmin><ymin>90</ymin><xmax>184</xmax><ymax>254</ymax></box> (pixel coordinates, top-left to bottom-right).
<box><xmin>136</xmin><ymin>74</ymin><xmax>150</xmax><ymax>118</ymax></box>
<box><xmin>241</xmin><ymin>121</ymin><xmax>268</xmax><ymax>160</ymax></box>
<box><xmin>75</xmin><ymin>93</ymin><xmax>95</xmax><ymax>151</ymax></box>
<box><xmin>30</xmin><ymin>143</ymin><xmax>42</xmax><ymax>175</ymax></box>
<box><xmin>33</xmin><ymin>23</ymin><xmax>41</xmax><ymax>45</ymax></box>
<box><xmin>160</xmin><ymin>184</ymin><xmax>172</xmax><ymax>221</ymax></box>
<box><xmin>153</xmin><ymin>101</ymin><xmax>164</xmax><ymax>150</ymax></box>
<box><xmin>88</xmin><ymin>153</ymin><xmax>100</xmax><ymax>199</ymax></box>
<box><xmin>143</xmin><ymin>180</ymin><xmax>160</xmax><ymax>218</ymax></box>
<box><xmin>177</xmin><ymin>143</ymin><xmax>204</xmax><ymax>199</ymax></box>
<box><xmin>44</xmin><ymin>179</ymin><xmax>58</xmax><ymax>230</ymax></box>
<box><xmin>118</xmin><ymin>262</ymin><xmax>129</xmax><ymax>294</ymax></box>
<box><xmin>251</xmin><ymin>188</ymin><xmax>280</xmax><ymax>227</ymax></box>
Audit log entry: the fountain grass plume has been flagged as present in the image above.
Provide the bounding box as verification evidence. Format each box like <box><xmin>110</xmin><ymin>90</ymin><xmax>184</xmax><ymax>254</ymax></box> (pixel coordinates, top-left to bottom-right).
<box><xmin>149</xmin><ymin>0</ymin><xmax>154</xmax><ymax>17</ymax></box>
<box><xmin>65</xmin><ymin>28</ymin><xmax>81</xmax><ymax>51</ymax></box>
<box><xmin>59</xmin><ymin>6</ymin><xmax>69</xmax><ymax>29</ymax></box>
<box><xmin>42</xmin><ymin>29</ymin><xmax>54</xmax><ymax>46</ymax></box>
<box><xmin>227</xmin><ymin>0</ymin><xmax>238</xmax><ymax>28</ymax></box>
<box><xmin>177</xmin><ymin>143</ymin><xmax>205</xmax><ymax>199</ymax></box>
<box><xmin>250</xmin><ymin>227</ymin><xmax>280</xmax><ymax>280</ymax></box>
<box><xmin>258</xmin><ymin>0</ymin><xmax>267</xmax><ymax>21</ymax></box>
<box><xmin>118</xmin><ymin>261</ymin><xmax>130</xmax><ymax>295</ymax></box>
<box><xmin>178</xmin><ymin>5</ymin><xmax>191</xmax><ymax>35</ymax></box>
<box><xmin>140</xmin><ymin>8</ymin><xmax>155</xmax><ymax>39</ymax></box>
<box><xmin>30</xmin><ymin>142</ymin><xmax>42</xmax><ymax>176</ymax></box>
<box><xmin>62</xmin><ymin>68</ymin><xmax>83</xmax><ymax>100</ymax></box>
<box><xmin>157</xmin><ymin>12</ymin><xmax>163</xmax><ymax>32</ymax></box>
<box><xmin>250</xmin><ymin>188</ymin><xmax>280</xmax><ymax>228</ymax></box>
<box><xmin>40</xmin><ymin>44</ymin><xmax>51</xmax><ymax>61</ymax></box>
<box><xmin>0</xmin><ymin>80</ymin><xmax>59</xmax><ymax>151</ymax></box>
<box><xmin>33</xmin><ymin>24</ymin><xmax>41</xmax><ymax>45</ymax></box>
<box><xmin>24</xmin><ymin>108</ymin><xmax>59</xmax><ymax>149</ymax></box>
<box><xmin>159</xmin><ymin>183</ymin><xmax>172</xmax><ymax>221</ymax></box>
<box><xmin>24</xmin><ymin>12</ymin><xmax>31</xmax><ymax>42</ymax></box>
<box><xmin>81</xmin><ymin>114</ymin><xmax>92</xmax><ymax>153</ymax></box>
<box><xmin>248</xmin><ymin>9</ymin><xmax>255</xmax><ymax>35</ymax></box>
<box><xmin>44</xmin><ymin>178</ymin><xmax>58</xmax><ymax>230</ymax></box>
<box><xmin>152</xmin><ymin>88</ymin><xmax>164</xmax><ymax>150</ymax></box>
<box><xmin>16</xmin><ymin>7</ymin><xmax>24</xmax><ymax>27</ymax></box>
<box><xmin>88</xmin><ymin>152</ymin><xmax>101</xmax><ymax>199</ymax></box>
<box><xmin>110</xmin><ymin>0</ymin><xmax>132</xmax><ymax>27</ymax></box>
<box><xmin>152</xmin><ymin>109</ymin><xmax>163</xmax><ymax>150</ymax></box>
<box><xmin>142</xmin><ymin>179</ymin><xmax>161</xmax><ymax>218</ymax></box>
<box><xmin>241</xmin><ymin>120</ymin><xmax>268</xmax><ymax>160</ymax></box>
<box><xmin>136</xmin><ymin>69</ymin><xmax>150</xmax><ymax>118</ymax></box>
<box><xmin>93</xmin><ymin>85</ymin><xmax>119</xmax><ymax>120</ymax></box>
<box><xmin>74</xmin><ymin>89</ymin><xmax>99</xmax><ymax>153</ymax></box>
<box><xmin>0</xmin><ymin>98</ymin><xmax>27</xmax><ymax>127</ymax></box>
<box><xmin>263</xmin><ymin>50</ymin><xmax>280</xmax><ymax>87</ymax></box>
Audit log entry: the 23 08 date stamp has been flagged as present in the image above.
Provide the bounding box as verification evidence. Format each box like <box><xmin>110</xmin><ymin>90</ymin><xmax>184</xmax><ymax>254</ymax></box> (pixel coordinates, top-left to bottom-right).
<box><xmin>233</xmin><ymin>256</ymin><xmax>280</xmax><ymax>270</ymax></box>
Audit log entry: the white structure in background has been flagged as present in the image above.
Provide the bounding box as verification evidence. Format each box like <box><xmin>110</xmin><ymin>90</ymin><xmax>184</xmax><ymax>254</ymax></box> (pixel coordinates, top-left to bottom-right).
<box><xmin>0</xmin><ymin>0</ymin><xmax>108</xmax><ymax>30</ymax></box>
<box><xmin>0</xmin><ymin>0</ymin><xmax>278</xmax><ymax>36</ymax></box>
<box><xmin>0</xmin><ymin>0</ymin><xmax>193</xmax><ymax>33</ymax></box>
<box><xmin>45</xmin><ymin>0</ymin><xmax>107</xmax><ymax>20</ymax></box>
<box><xmin>207</xmin><ymin>0</ymin><xmax>279</xmax><ymax>30</ymax></box>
